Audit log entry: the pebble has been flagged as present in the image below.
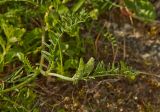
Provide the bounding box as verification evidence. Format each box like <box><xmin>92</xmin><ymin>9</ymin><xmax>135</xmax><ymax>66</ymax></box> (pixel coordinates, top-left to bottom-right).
<box><xmin>123</xmin><ymin>23</ymin><xmax>133</xmax><ymax>32</ymax></box>
<box><xmin>104</xmin><ymin>14</ymin><xmax>160</xmax><ymax>65</ymax></box>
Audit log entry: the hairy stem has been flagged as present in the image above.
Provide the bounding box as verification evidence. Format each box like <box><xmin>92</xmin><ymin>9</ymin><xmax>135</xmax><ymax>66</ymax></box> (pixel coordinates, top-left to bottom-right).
<box><xmin>41</xmin><ymin>70</ymin><xmax>74</xmax><ymax>82</ymax></box>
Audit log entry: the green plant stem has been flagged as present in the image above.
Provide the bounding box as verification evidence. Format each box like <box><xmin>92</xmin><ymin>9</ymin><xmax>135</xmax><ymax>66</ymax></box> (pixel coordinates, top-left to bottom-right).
<box><xmin>86</xmin><ymin>73</ymin><xmax>122</xmax><ymax>79</ymax></box>
<box><xmin>41</xmin><ymin>70</ymin><xmax>74</xmax><ymax>82</ymax></box>
<box><xmin>0</xmin><ymin>70</ymin><xmax>40</xmax><ymax>94</ymax></box>
<box><xmin>58</xmin><ymin>39</ymin><xmax>64</xmax><ymax>75</ymax></box>
<box><xmin>40</xmin><ymin>27</ymin><xmax>46</xmax><ymax>70</ymax></box>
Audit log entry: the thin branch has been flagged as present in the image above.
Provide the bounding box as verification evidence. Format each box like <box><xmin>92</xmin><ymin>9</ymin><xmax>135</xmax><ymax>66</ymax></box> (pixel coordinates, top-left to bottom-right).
<box><xmin>0</xmin><ymin>70</ymin><xmax>40</xmax><ymax>94</ymax></box>
<box><xmin>40</xmin><ymin>70</ymin><xmax>74</xmax><ymax>82</ymax></box>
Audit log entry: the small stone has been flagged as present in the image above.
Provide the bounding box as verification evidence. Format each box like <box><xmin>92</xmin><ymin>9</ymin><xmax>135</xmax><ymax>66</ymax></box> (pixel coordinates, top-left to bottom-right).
<box><xmin>124</xmin><ymin>23</ymin><xmax>133</xmax><ymax>31</ymax></box>
<box><xmin>134</xmin><ymin>96</ymin><xmax>138</xmax><ymax>100</ymax></box>
<box><xmin>64</xmin><ymin>97</ymin><xmax>70</xmax><ymax>102</ymax></box>
<box><xmin>120</xmin><ymin>108</ymin><xmax>123</xmax><ymax>112</ymax></box>
<box><xmin>73</xmin><ymin>102</ymin><xmax>79</xmax><ymax>107</ymax></box>
<box><xmin>142</xmin><ymin>53</ymin><xmax>150</xmax><ymax>59</ymax></box>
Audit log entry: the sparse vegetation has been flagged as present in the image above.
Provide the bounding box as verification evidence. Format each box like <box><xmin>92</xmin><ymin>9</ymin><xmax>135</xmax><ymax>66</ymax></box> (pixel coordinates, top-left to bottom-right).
<box><xmin>0</xmin><ymin>0</ymin><xmax>160</xmax><ymax>111</ymax></box>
